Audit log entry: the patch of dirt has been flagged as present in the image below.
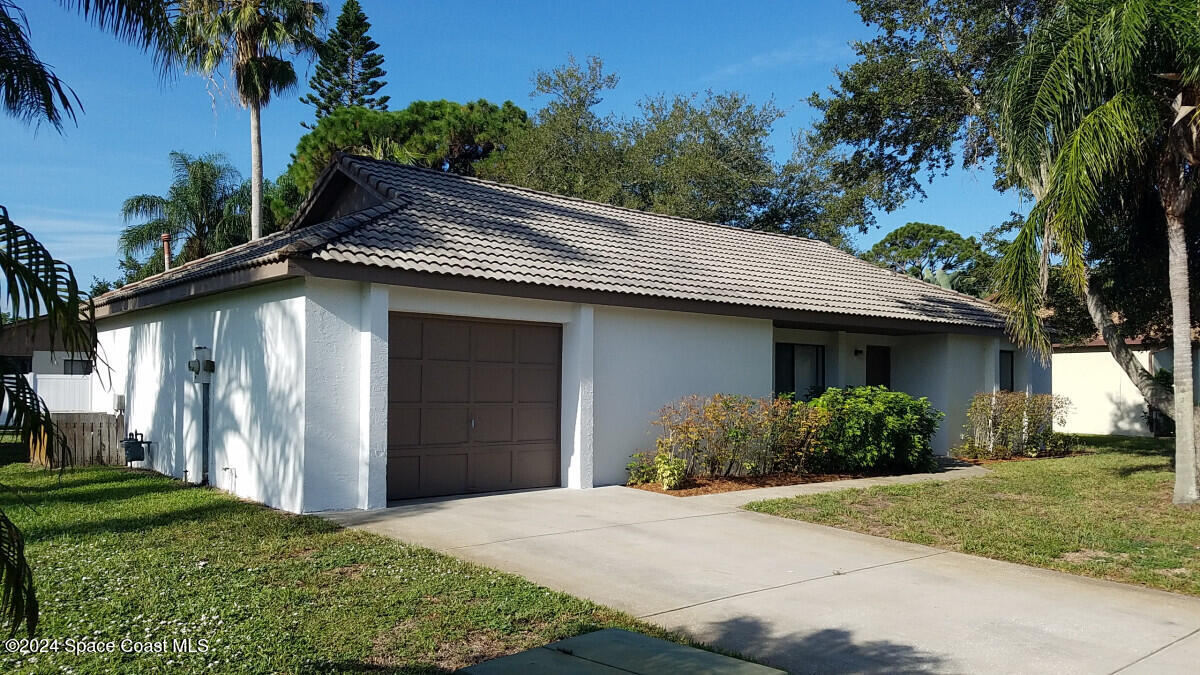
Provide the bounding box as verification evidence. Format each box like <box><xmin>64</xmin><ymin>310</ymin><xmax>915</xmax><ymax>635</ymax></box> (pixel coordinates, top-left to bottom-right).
<box><xmin>629</xmin><ymin>471</ymin><xmax>884</xmax><ymax>497</ymax></box>
<box><xmin>1156</xmin><ymin>567</ymin><xmax>1192</xmax><ymax>578</ymax></box>
<box><xmin>367</xmin><ymin>618</ymin><xmax>545</xmax><ymax>671</ymax></box>
<box><xmin>1057</xmin><ymin>549</ymin><xmax>1130</xmax><ymax>564</ymax></box>
<box><xmin>322</xmin><ymin>563</ymin><xmax>367</xmax><ymax>580</ymax></box>
<box><xmin>958</xmin><ymin>451</ymin><xmax>1091</xmax><ymax>466</ymax></box>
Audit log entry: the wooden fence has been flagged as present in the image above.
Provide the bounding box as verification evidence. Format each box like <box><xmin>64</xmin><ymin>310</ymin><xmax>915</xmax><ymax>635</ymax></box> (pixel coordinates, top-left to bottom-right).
<box><xmin>30</xmin><ymin>412</ymin><xmax>126</xmax><ymax>468</ymax></box>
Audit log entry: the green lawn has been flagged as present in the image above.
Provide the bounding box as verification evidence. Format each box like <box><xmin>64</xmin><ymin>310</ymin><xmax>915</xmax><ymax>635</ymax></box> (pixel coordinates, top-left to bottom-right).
<box><xmin>746</xmin><ymin>435</ymin><xmax>1200</xmax><ymax>597</ymax></box>
<box><xmin>0</xmin><ymin>464</ymin><xmax>675</xmax><ymax>674</ymax></box>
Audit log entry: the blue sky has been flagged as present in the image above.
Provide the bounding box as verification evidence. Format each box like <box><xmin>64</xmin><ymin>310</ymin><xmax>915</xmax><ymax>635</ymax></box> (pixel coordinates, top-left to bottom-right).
<box><xmin>2</xmin><ymin>0</ymin><xmax>1027</xmax><ymax>285</ymax></box>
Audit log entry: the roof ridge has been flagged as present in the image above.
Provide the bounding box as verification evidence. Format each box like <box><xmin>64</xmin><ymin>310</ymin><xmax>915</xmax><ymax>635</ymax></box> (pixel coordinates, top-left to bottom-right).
<box><xmin>337</xmin><ymin>154</ymin><xmax>856</xmax><ymax>249</ymax></box>
<box><xmin>342</xmin><ymin>154</ymin><xmax>1004</xmax><ymax>317</ymax></box>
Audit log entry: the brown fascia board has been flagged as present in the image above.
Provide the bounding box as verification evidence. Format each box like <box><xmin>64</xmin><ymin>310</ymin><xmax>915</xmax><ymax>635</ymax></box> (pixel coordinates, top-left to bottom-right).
<box><xmin>289</xmin><ymin>258</ymin><xmax>1008</xmax><ymax>337</ymax></box>
<box><xmin>93</xmin><ymin>260</ymin><xmax>296</xmax><ymax>320</ymax></box>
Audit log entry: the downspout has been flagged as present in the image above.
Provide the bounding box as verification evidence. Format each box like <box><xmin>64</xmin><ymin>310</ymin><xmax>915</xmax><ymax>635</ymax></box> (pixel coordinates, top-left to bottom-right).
<box><xmin>201</xmin><ymin>379</ymin><xmax>210</xmax><ymax>485</ymax></box>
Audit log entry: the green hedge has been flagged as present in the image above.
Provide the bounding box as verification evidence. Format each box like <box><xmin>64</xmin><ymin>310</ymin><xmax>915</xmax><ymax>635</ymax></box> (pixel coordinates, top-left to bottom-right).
<box><xmin>810</xmin><ymin>386</ymin><xmax>943</xmax><ymax>473</ymax></box>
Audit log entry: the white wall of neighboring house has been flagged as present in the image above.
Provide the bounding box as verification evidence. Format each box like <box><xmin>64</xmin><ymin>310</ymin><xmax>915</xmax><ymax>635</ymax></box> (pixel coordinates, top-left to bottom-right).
<box><xmin>1054</xmin><ymin>345</ymin><xmax>1199</xmax><ymax>437</ymax></box>
<box><xmin>1054</xmin><ymin>348</ymin><xmax>1155</xmax><ymax>436</ymax></box>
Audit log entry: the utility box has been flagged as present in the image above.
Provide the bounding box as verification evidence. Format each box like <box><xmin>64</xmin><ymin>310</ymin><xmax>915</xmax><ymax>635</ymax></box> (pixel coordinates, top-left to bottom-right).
<box><xmin>122</xmin><ymin>431</ymin><xmax>147</xmax><ymax>463</ymax></box>
<box><xmin>187</xmin><ymin>346</ymin><xmax>214</xmax><ymax>384</ymax></box>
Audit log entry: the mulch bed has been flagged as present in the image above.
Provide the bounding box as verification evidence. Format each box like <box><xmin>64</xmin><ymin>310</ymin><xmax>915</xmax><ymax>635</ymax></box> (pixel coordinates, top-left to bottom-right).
<box><xmin>956</xmin><ymin>451</ymin><xmax>1091</xmax><ymax>466</ymax></box>
<box><xmin>628</xmin><ymin>471</ymin><xmax>881</xmax><ymax>497</ymax></box>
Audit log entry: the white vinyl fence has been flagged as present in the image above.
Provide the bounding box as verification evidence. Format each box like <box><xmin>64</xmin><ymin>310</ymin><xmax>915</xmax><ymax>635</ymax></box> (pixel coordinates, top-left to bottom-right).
<box><xmin>30</xmin><ymin>374</ymin><xmax>92</xmax><ymax>412</ymax></box>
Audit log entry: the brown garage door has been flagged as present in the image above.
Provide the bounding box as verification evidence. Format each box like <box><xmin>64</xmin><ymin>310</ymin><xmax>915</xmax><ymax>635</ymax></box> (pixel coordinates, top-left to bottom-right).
<box><xmin>387</xmin><ymin>314</ymin><xmax>561</xmax><ymax>500</ymax></box>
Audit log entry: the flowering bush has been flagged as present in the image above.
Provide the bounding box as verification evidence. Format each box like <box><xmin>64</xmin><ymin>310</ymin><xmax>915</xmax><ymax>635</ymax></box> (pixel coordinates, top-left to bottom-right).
<box><xmin>641</xmin><ymin>394</ymin><xmax>830</xmax><ymax>483</ymax></box>
<box><xmin>954</xmin><ymin>391</ymin><xmax>1075</xmax><ymax>459</ymax></box>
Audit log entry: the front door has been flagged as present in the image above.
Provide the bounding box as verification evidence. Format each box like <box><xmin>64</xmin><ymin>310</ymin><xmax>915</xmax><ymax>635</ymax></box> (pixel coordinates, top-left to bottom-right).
<box><xmin>865</xmin><ymin>345</ymin><xmax>891</xmax><ymax>388</ymax></box>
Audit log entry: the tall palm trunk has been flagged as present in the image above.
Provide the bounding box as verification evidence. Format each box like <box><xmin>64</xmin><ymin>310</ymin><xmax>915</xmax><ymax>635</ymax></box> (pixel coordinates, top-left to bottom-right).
<box><xmin>1166</xmin><ymin>213</ymin><xmax>1199</xmax><ymax>503</ymax></box>
<box><xmin>249</xmin><ymin>101</ymin><xmax>263</xmax><ymax>240</ymax></box>
<box><xmin>1161</xmin><ymin>149</ymin><xmax>1200</xmax><ymax>504</ymax></box>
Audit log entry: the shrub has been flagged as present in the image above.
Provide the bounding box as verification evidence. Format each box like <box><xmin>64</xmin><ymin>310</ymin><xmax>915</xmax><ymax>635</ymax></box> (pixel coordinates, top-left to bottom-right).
<box><xmin>625</xmin><ymin>452</ymin><xmax>657</xmax><ymax>485</ymax></box>
<box><xmin>635</xmin><ymin>394</ymin><xmax>830</xmax><ymax>484</ymax></box>
<box><xmin>954</xmin><ymin>391</ymin><xmax>1073</xmax><ymax>459</ymax></box>
<box><xmin>654</xmin><ymin>453</ymin><xmax>687</xmax><ymax>490</ymax></box>
<box><xmin>810</xmin><ymin>386</ymin><xmax>943</xmax><ymax>473</ymax></box>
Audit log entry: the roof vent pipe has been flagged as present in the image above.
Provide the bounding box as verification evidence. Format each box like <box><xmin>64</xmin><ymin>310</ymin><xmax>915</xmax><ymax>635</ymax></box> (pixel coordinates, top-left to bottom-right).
<box><xmin>161</xmin><ymin>232</ymin><xmax>172</xmax><ymax>270</ymax></box>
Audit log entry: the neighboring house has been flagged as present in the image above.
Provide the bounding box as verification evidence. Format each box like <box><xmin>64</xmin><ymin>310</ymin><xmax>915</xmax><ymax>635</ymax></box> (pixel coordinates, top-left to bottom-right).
<box><xmin>1054</xmin><ymin>338</ymin><xmax>1195</xmax><ymax>437</ymax></box>
<box><xmin>86</xmin><ymin>154</ymin><xmax>1049</xmax><ymax>513</ymax></box>
<box><xmin>0</xmin><ymin>323</ymin><xmax>93</xmax><ymax>412</ymax></box>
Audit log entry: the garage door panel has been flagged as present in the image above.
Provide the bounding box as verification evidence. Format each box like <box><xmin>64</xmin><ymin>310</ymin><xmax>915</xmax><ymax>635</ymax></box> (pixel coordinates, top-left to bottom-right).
<box><xmin>422</xmin><ymin>363</ymin><xmax>470</xmax><ymax>402</ymax></box>
<box><xmin>388</xmin><ymin>313</ymin><xmax>560</xmax><ymax>501</ymax></box>
<box><xmin>390</xmin><ymin>316</ymin><xmax>422</xmax><ymax>359</ymax></box>
<box><xmin>472</xmin><ymin>365</ymin><xmax>514</xmax><ymax>402</ymax></box>
<box><xmin>517</xmin><ymin>368</ymin><xmax>558</xmax><ymax>402</ymax></box>
<box><xmin>518</xmin><ymin>325</ymin><xmax>560</xmax><ymax>364</ymax></box>
<box><xmin>423</xmin><ymin>320</ymin><xmax>470</xmax><ymax>360</ymax></box>
<box><xmin>514</xmin><ymin>445</ymin><xmax>559</xmax><ymax>486</ymax></box>
<box><xmin>388</xmin><ymin>406</ymin><xmax>420</xmax><ymax>446</ymax></box>
<box><xmin>387</xmin><ymin>454</ymin><xmax>420</xmax><ymax>498</ymax></box>
<box><xmin>472</xmin><ymin>324</ymin><xmax>515</xmax><ymax>362</ymax></box>
<box><xmin>468</xmin><ymin>450</ymin><xmax>513</xmax><ymax>491</ymax></box>
<box><xmin>421</xmin><ymin>454</ymin><xmax>468</xmax><ymax>495</ymax></box>
<box><xmin>420</xmin><ymin>407</ymin><xmax>470</xmax><ymax>445</ymax></box>
<box><xmin>471</xmin><ymin>407</ymin><xmax>513</xmax><ymax>443</ymax></box>
<box><xmin>516</xmin><ymin>407</ymin><xmax>557</xmax><ymax>442</ymax></box>
<box><xmin>388</xmin><ymin>361</ymin><xmax>421</xmax><ymax>402</ymax></box>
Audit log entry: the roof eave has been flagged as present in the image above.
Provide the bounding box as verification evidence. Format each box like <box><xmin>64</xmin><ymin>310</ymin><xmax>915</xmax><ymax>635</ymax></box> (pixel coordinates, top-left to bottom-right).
<box><xmin>94</xmin><ymin>259</ymin><xmax>297</xmax><ymax>321</ymax></box>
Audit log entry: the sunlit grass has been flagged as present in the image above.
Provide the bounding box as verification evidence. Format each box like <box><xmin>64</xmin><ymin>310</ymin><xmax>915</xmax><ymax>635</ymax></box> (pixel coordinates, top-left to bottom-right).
<box><xmin>747</xmin><ymin>435</ymin><xmax>1200</xmax><ymax>596</ymax></box>
<box><xmin>0</xmin><ymin>464</ymin><xmax>677</xmax><ymax>674</ymax></box>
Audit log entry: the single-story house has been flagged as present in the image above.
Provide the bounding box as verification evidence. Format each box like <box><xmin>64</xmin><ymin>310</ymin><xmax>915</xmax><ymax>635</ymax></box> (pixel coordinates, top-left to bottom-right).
<box><xmin>1053</xmin><ymin>337</ymin><xmax>1194</xmax><ymax>436</ymax></box>
<box><xmin>85</xmin><ymin>154</ymin><xmax>1049</xmax><ymax>513</ymax></box>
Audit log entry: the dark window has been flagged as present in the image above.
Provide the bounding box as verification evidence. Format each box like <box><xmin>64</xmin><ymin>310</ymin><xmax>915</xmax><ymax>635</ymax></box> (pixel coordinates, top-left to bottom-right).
<box><xmin>865</xmin><ymin>346</ymin><xmax>891</xmax><ymax>388</ymax></box>
<box><xmin>64</xmin><ymin>359</ymin><xmax>92</xmax><ymax>375</ymax></box>
<box><xmin>774</xmin><ymin>343</ymin><xmax>826</xmax><ymax>399</ymax></box>
<box><xmin>999</xmin><ymin>350</ymin><xmax>1015</xmax><ymax>392</ymax></box>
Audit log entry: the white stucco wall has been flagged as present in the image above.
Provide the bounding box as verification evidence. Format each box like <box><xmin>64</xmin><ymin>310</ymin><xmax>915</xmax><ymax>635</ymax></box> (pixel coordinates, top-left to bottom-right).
<box><xmin>91</xmin><ymin>279</ymin><xmax>309</xmax><ymax>512</ymax></box>
<box><xmin>592</xmin><ymin>306</ymin><xmax>774</xmax><ymax>485</ymax></box>
<box><xmin>94</xmin><ymin>271</ymin><xmax>1046</xmax><ymax>510</ymax></box>
<box><xmin>1053</xmin><ymin>348</ymin><xmax>1155</xmax><ymax>436</ymax></box>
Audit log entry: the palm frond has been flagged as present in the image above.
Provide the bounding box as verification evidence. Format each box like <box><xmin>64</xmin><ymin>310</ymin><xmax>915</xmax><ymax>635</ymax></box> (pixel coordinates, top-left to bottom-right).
<box><xmin>0</xmin><ymin>510</ymin><xmax>36</xmax><ymax>637</ymax></box>
<box><xmin>995</xmin><ymin>207</ymin><xmax>1052</xmax><ymax>359</ymax></box>
<box><xmin>0</xmin><ymin>1</ymin><xmax>80</xmax><ymax>129</ymax></box>
<box><xmin>0</xmin><ymin>207</ymin><xmax>95</xmax><ymax>359</ymax></box>
<box><xmin>59</xmin><ymin>0</ymin><xmax>172</xmax><ymax>52</ymax></box>
<box><xmin>1043</xmin><ymin>91</ymin><xmax>1158</xmax><ymax>289</ymax></box>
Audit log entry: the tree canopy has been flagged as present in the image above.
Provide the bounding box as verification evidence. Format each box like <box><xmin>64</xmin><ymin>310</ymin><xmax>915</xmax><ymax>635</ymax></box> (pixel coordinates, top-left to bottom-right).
<box><xmin>301</xmin><ymin>0</ymin><xmax>388</xmax><ymax>128</ymax></box>
<box><xmin>284</xmin><ymin>99</ymin><xmax>530</xmax><ymax>201</ymax></box>
<box><xmin>117</xmin><ymin>151</ymin><xmax>285</xmax><ymax>282</ymax></box>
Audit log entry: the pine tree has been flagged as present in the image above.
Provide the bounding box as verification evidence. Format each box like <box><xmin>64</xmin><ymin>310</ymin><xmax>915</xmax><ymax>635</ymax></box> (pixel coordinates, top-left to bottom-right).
<box><xmin>301</xmin><ymin>0</ymin><xmax>389</xmax><ymax>128</ymax></box>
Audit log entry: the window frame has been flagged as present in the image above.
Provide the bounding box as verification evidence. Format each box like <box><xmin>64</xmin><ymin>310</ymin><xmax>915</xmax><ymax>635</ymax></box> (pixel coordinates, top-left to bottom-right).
<box><xmin>998</xmin><ymin>349</ymin><xmax>1015</xmax><ymax>392</ymax></box>
<box><xmin>774</xmin><ymin>342</ymin><xmax>826</xmax><ymax>399</ymax></box>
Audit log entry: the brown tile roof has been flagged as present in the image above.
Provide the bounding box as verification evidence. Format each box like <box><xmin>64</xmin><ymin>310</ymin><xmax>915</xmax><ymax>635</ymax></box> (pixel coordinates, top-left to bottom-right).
<box><xmin>96</xmin><ymin>154</ymin><xmax>1009</xmax><ymax>330</ymax></box>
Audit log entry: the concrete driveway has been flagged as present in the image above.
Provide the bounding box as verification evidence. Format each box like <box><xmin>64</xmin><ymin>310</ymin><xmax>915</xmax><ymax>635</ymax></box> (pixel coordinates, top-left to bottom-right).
<box><xmin>325</xmin><ymin>477</ymin><xmax>1200</xmax><ymax>674</ymax></box>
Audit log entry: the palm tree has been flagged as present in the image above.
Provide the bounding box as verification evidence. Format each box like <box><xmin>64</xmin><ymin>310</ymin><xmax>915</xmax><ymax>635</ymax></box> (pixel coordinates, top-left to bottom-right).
<box><xmin>119</xmin><ymin>151</ymin><xmax>256</xmax><ymax>279</ymax></box>
<box><xmin>171</xmin><ymin>0</ymin><xmax>323</xmax><ymax>240</ymax></box>
<box><xmin>996</xmin><ymin>0</ymin><xmax>1200</xmax><ymax>504</ymax></box>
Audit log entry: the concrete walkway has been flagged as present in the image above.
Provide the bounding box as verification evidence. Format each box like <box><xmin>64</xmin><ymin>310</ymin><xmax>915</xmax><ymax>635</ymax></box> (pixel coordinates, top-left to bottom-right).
<box><xmin>324</xmin><ymin>469</ymin><xmax>1200</xmax><ymax>674</ymax></box>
